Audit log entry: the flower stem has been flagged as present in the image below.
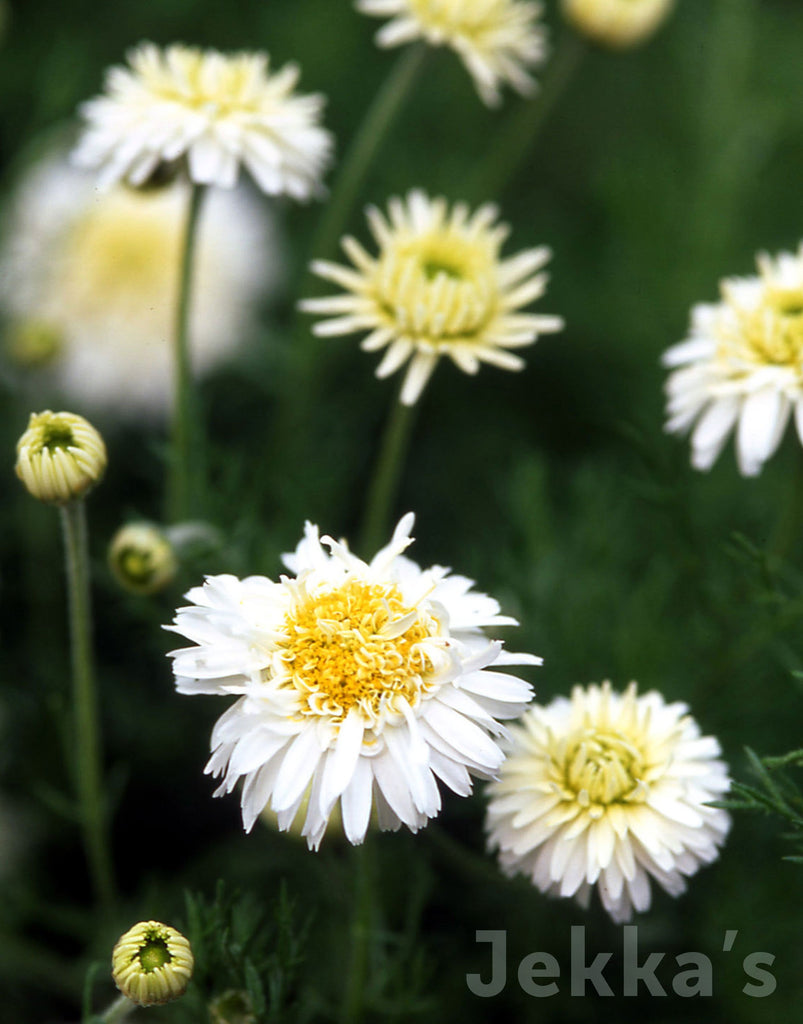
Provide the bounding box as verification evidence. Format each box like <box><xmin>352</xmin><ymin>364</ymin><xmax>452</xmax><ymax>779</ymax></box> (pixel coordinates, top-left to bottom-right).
<box><xmin>60</xmin><ymin>500</ymin><xmax>115</xmax><ymax>911</ymax></box>
<box><xmin>308</xmin><ymin>44</ymin><xmax>427</xmax><ymax>270</ymax></box>
<box><xmin>463</xmin><ymin>31</ymin><xmax>586</xmax><ymax>203</ymax></box>
<box><xmin>99</xmin><ymin>994</ymin><xmax>135</xmax><ymax>1024</ymax></box>
<box><xmin>167</xmin><ymin>182</ymin><xmax>207</xmax><ymax>523</ymax></box>
<box><xmin>341</xmin><ymin>840</ymin><xmax>375</xmax><ymax>1024</ymax></box>
<box><xmin>359</xmin><ymin>395</ymin><xmax>419</xmax><ymax>556</ymax></box>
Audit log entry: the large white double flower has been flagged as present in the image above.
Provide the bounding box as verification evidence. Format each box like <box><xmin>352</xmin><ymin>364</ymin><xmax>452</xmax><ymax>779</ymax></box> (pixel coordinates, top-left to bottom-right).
<box><xmin>663</xmin><ymin>245</ymin><xmax>803</xmax><ymax>476</ymax></box>
<box><xmin>167</xmin><ymin>514</ymin><xmax>538</xmax><ymax>849</ymax></box>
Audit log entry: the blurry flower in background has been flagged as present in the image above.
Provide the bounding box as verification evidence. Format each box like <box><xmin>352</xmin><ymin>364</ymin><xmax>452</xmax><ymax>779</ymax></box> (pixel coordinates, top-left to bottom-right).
<box><xmin>486</xmin><ymin>682</ymin><xmax>731</xmax><ymax>923</ymax></box>
<box><xmin>15</xmin><ymin>410</ymin><xmax>107</xmax><ymax>505</ymax></box>
<box><xmin>357</xmin><ymin>0</ymin><xmax>547</xmax><ymax>107</ymax></box>
<box><xmin>0</xmin><ymin>150</ymin><xmax>278</xmax><ymax>418</ymax></box>
<box><xmin>663</xmin><ymin>245</ymin><xmax>803</xmax><ymax>476</ymax></box>
<box><xmin>167</xmin><ymin>513</ymin><xmax>538</xmax><ymax>850</ymax></box>
<box><xmin>561</xmin><ymin>0</ymin><xmax>675</xmax><ymax>48</ymax></box>
<box><xmin>302</xmin><ymin>190</ymin><xmax>563</xmax><ymax>405</ymax></box>
<box><xmin>72</xmin><ymin>43</ymin><xmax>333</xmax><ymax>198</ymax></box>
<box><xmin>112</xmin><ymin>920</ymin><xmax>194</xmax><ymax>1006</ymax></box>
<box><xmin>108</xmin><ymin>522</ymin><xmax>177</xmax><ymax>595</ymax></box>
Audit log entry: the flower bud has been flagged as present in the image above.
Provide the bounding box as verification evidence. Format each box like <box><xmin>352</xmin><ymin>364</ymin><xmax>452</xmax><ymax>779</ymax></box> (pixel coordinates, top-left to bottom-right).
<box><xmin>109</xmin><ymin>522</ymin><xmax>177</xmax><ymax>595</ymax></box>
<box><xmin>15</xmin><ymin>410</ymin><xmax>106</xmax><ymax>505</ymax></box>
<box><xmin>562</xmin><ymin>0</ymin><xmax>675</xmax><ymax>49</ymax></box>
<box><xmin>6</xmin><ymin>319</ymin><xmax>64</xmax><ymax>368</ymax></box>
<box><xmin>112</xmin><ymin>920</ymin><xmax>194</xmax><ymax>1006</ymax></box>
<box><xmin>209</xmin><ymin>989</ymin><xmax>257</xmax><ymax>1024</ymax></box>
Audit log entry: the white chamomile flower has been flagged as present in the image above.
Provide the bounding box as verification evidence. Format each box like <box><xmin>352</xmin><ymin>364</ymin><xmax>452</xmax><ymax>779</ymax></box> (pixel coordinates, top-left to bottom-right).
<box><xmin>356</xmin><ymin>0</ymin><xmax>547</xmax><ymax>107</ymax></box>
<box><xmin>0</xmin><ymin>149</ymin><xmax>277</xmax><ymax>419</ymax></box>
<box><xmin>72</xmin><ymin>42</ymin><xmax>333</xmax><ymax>198</ymax></box>
<box><xmin>301</xmin><ymin>190</ymin><xmax>563</xmax><ymax>405</ymax></box>
<box><xmin>167</xmin><ymin>513</ymin><xmax>539</xmax><ymax>850</ymax></box>
<box><xmin>486</xmin><ymin>682</ymin><xmax>731</xmax><ymax>923</ymax></box>
<box><xmin>663</xmin><ymin>245</ymin><xmax>803</xmax><ymax>476</ymax></box>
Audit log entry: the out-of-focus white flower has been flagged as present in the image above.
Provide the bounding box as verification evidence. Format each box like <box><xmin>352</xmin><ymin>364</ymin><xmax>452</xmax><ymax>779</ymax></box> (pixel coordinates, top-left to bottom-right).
<box><xmin>561</xmin><ymin>0</ymin><xmax>675</xmax><ymax>49</ymax></box>
<box><xmin>301</xmin><ymin>190</ymin><xmax>563</xmax><ymax>405</ymax></box>
<box><xmin>72</xmin><ymin>43</ymin><xmax>333</xmax><ymax>198</ymax></box>
<box><xmin>486</xmin><ymin>682</ymin><xmax>730</xmax><ymax>923</ymax></box>
<box><xmin>167</xmin><ymin>513</ymin><xmax>539</xmax><ymax>850</ymax></box>
<box><xmin>357</xmin><ymin>0</ymin><xmax>548</xmax><ymax>107</ymax></box>
<box><xmin>663</xmin><ymin>246</ymin><xmax>803</xmax><ymax>476</ymax></box>
<box><xmin>0</xmin><ymin>150</ymin><xmax>278</xmax><ymax>419</ymax></box>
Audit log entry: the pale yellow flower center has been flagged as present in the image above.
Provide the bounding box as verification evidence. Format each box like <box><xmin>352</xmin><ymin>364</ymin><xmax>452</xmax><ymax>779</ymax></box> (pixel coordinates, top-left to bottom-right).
<box><xmin>377</xmin><ymin>229</ymin><xmax>499</xmax><ymax>342</ymax></box>
<box><xmin>279</xmin><ymin>578</ymin><xmax>439</xmax><ymax>723</ymax></box>
<box><xmin>724</xmin><ymin>288</ymin><xmax>803</xmax><ymax>370</ymax></box>
<box><xmin>409</xmin><ymin>0</ymin><xmax>511</xmax><ymax>39</ymax></box>
<box><xmin>59</xmin><ymin>190</ymin><xmax>181</xmax><ymax>319</ymax></box>
<box><xmin>140</xmin><ymin>52</ymin><xmax>264</xmax><ymax>116</ymax></box>
<box><xmin>561</xmin><ymin>729</ymin><xmax>646</xmax><ymax>806</ymax></box>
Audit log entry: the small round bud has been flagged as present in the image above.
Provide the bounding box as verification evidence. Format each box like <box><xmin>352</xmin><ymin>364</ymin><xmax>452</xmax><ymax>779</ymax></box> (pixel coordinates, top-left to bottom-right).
<box><xmin>15</xmin><ymin>410</ymin><xmax>107</xmax><ymax>505</ymax></box>
<box><xmin>5</xmin><ymin>319</ymin><xmax>64</xmax><ymax>368</ymax></box>
<box><xmin>112</xmin><ymin>920</ymin><xmax>194</xmax><ymax>1007</ymax></box>
<box><xmin>562</xmin><ymin>0</ymin><xmax>675</xmax><ymax>49</ymax></box>
<box><xmin>209</xmin><ymin>989</ymin><xmax>257</xmax><ymax>1024</ymax></box>
<box><xmin>109</xmin><ymin>523</ymin><xmax>177</xmax><ymax>595</ymax></box>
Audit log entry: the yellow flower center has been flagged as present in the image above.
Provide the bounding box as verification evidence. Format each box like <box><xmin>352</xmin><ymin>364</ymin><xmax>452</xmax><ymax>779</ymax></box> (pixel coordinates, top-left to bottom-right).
<box><xmin>278</xmin><ymin>578</ymin><xmax>440</xmax><ymax>724</ymax></box>
<box><xmin>724</xmin><ymin>288</ymin><xmax>803</xmax><ymax>370</ymax></box>
<box><xmin>560</xmin><ymin>729</ymin><xmax>646</xmax><ymax>806</ymax></box>
<box><xmin>140</xmin><ymin>50</ymin><xmax>265</xmax><ymax>117</ymax></box>
<box><xmin>60</xmin><ymin>189</ymin><xmax>182</xmax><ymax>319</ymax></box>
<box><xmin>376</xmin><ymin>228</ymin><xmax>499</xmax><ymax>344</ymax></box>
<box><xmin>409</xmin><ymin>0</ymin><xmax>511</xmax><ymax>39</ymax></box>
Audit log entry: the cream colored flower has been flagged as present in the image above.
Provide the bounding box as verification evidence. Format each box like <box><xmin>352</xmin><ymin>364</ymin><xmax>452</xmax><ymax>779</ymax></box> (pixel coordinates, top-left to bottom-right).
<box><xmin>72</xmin><ymin>42</ymin><xmax>333</xmax><ymax>198</ymax></box>
<box><xmin>16</xmin><ymin>410</ymin><xmax>107</xmax><ymax>505</ymax></box>
<box><xmin>663</xmin><ymin>245</ymin><xmax>803</xmax><ymax>476</ymax></box>
<box><xmin>486</xmin><ymin>682</ymin><xmax>730</xmax><ymax>923</ymax></box>
<box><xmin>112</xmin><ymin>921</ymin><xmax>194</xmax><ymax>1006</ymax></box>
<box><xmin>357</xmin><ymin>0</ymin><xmax>547</xmax><ymax>106</ymax></box>
<box><xmin>301</xmin><ymin>190</ymin><xmax>563</xmax><ymax>404</ymax></box>
<box><xmin>167</xmin><ymin>513</ymin><xmax>538</xmax><ymax>850</ymax></box>
<box><xmin>0</xmin><ymin>150</ymin><xmax>277</xmax><ymax>418</ymax></box>
<box><xmin>562</xmin><ymin>0</ymin><xmax>675</xmax><ymax>48</ymax></box>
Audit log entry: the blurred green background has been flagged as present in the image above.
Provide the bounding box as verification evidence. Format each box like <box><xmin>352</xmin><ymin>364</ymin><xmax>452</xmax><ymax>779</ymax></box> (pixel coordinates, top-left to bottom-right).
<box><xmin>3</xmin><ymin>0</ymin><xmax>803</xmax><ymax>1020</ymax></box>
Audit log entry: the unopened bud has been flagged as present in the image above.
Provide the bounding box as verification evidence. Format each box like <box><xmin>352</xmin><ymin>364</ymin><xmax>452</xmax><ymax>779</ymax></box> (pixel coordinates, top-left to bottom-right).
<box><xmin>562</xmin><ymin>0</ymin><xmax>675</xmax><ymax>48</ymax></box>
<box><xmin>6</xmin><ymin>319</ymin><xmax>64</xmax><ymax>368</ymax></box>
<box><xmin>209</xmin><ymin>989</ymin><xmax>257</xmax><ymax>1024</ymax></box>
<box><xmin>15</xmin><ymin>410</ymin><xmax>106</xmax><ymax>504</ymax></box>
<box><xmin>112</xmin><ymin>920</ymin><xmax>194</xmax><ymax>1006</ymax></box>
<box><xmin>109</xmin><ymin>523</ymin><xmax>177</xmax><ymax>595</ymax></box>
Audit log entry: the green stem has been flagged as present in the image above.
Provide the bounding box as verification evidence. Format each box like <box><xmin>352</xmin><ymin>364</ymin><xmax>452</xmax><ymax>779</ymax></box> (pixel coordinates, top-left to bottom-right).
<box><xmin>99</xmin><ymin>994</ymin><xmax>135</xmax><ymax>1023</ymax></box>
<box><xmin>308</xmin><ymin>44</ymin><xmax>427</xmax><ymax>270</ymax></box>
<box><xmin>769</xmin><ymin>445</ymin><xmax>803</xmax><ymax>559</ymax></box>
<box><xmin>341</xmin><ymin>840</ymin><xmax>375</xmax><ymax>1024</ymax></box>
<box><xmin>60</xmin><ymin>500</ymin><xmax>114</xmax><ymax>911</ymax></box>
<box><xmin>463</xmin><ymin>31</ymin><xmax>586</xmax><ymax>203</ymax></box>
<box><xmin>167</xmin><ymin>182</ymin><xmax>207</xmax><ymax>523</ymax></box>
<box><xmin>359</xmin><ymin>395</ymin><xmax>419</xmax><ymax>557</ymax></box>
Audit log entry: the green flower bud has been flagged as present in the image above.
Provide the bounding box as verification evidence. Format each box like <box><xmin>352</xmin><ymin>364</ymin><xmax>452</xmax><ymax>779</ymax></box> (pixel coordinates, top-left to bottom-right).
<box><xmin>109</xmin><ymin>523</ymin><xmax>177</xmax><ymax>595</ymax></box>
<box><xmin>15</xmin><ymin>410</ymin><xmax>106</xmax><ymax>505</ymax></box>
<box><xmin>112</xmin><ymin>920</ymin><xmax>194</xmax><ymax>1006</ymax></box>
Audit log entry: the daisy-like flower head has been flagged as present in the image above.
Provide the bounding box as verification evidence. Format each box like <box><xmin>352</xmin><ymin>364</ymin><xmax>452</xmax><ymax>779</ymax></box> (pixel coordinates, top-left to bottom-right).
<box><xmin>486</xmin><ymin>682</ymin><xmax>730</xmax><ymax>923</ymax></box>
<box><xmin>16</xmin><ymin>410</ymin><xmax>107</xmax><ymax>505</ymax></box>
<box><xmin>112</xmin><ymin>921</ymin><xmax>194</xmax><ymax>1006</ymax></box>
<box><xmin>72</xmin><ymin>42</ymin><xmax>333</xmax><ymax>198</ymax></box>
<box><xmin>561</xmin><ymin>0</ymin><xmax>675</xmax><ymax>49</ymax></box>
<box><xmin>301</xmin><ymin>190</ymin><xmax>563</xmax><ymax>405</ymax></box>
<box><xmin>663</xmin><ymin>245</ymin><xmax>803</xmax><ymax>476</ymax></box>
<box><xmin>357</xmin><ymin>0</ymin><xmax>547</xmax><ymax>107</ymax></box>
<box><xmin>167</xmin><ymin>513</ymin><xmax>539</xmax><ymax>850</ymax></box>
<box><xmin>0</xmin><ymin>150</ymin><xmax>277</xmax><ymax>419</ymax></box>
